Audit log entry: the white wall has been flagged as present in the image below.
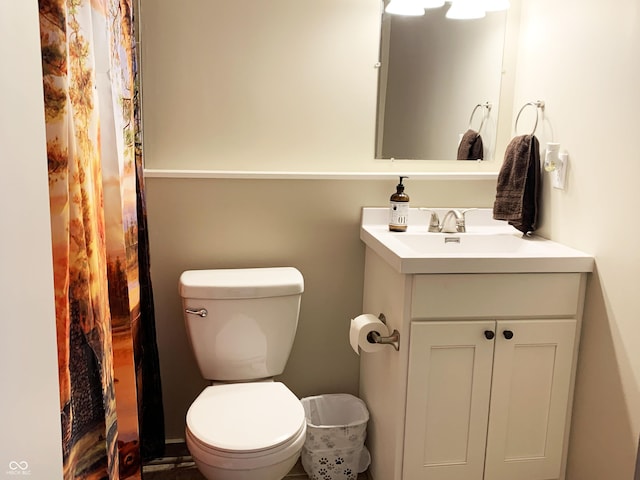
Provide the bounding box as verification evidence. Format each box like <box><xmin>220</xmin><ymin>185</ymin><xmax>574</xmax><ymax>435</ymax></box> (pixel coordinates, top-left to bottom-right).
<box><xmin>513</xmin><ymin>0</ymin><xmax>640</xmax><ymax>478</ymax></box>
<box><xmin>140</xmin><ymin>0</ymin><xmax>381</xmax><ymax>172</ymax></box>
<box><xmin>0</xmin><ymin>0</ymin><xmax>63</xmax><ymax>477</ymax></box>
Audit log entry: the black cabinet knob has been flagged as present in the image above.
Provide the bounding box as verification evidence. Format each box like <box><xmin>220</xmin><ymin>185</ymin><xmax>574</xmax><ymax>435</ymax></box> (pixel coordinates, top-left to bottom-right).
<box><xmin>503</xmin><ymin>330</ymin><xmax>514</xmax><ymax>340</ymax></box>
<box><xmin>484</xmin><ymin>330</ymin><xmax>495</xmax><ymax>340</ymax></box>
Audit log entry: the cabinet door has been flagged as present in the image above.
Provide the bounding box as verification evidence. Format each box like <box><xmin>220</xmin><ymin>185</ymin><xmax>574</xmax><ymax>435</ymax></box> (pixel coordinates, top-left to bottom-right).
<box><xmin>485</xmin><ymin>319</ymin><xmax>577</xmax><ymax>480</ymax></box>
<box><xmin>403</xmin><ymin>321</ymin><xmax>496</xmax><ymax>480</ymax></box>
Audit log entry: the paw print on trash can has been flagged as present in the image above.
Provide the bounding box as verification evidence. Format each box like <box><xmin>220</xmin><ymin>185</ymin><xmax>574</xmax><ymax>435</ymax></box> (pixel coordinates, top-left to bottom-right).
<box><xmin>300</xmin><ymin>394</ymin><xmax>371</xmax><ymax>480</ymax></box>
<box><xmin>344</xmin><ymin>468</ymin><xmax>357</xmax><ymax>480</ymax></box>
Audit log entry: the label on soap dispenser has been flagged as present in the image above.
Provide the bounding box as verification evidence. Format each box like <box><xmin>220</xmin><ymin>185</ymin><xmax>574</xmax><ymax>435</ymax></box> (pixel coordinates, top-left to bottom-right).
<box><xmin>389</xmin><ymin>202</ymin><xmax>409</xmax><ymax>228</ymax></box>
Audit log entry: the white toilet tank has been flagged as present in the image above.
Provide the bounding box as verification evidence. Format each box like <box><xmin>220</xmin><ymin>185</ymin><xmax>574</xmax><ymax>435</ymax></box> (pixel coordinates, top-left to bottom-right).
<box><xmin>179</xmin><ymin>267</ymin><xmax>304</xmax><ymax>382</ymax></box>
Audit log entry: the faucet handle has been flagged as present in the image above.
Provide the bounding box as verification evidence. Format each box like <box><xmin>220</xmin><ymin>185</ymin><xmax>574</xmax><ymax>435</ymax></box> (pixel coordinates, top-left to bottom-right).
<box><xmin>458</xmin><ymin>208</ymin><xmax>478</xmax><ymax>233</ymax></box>
<box><xmin>418</xmin><ymin>208</ymin><xmax>441</xmax><ymax>232</ymax></box>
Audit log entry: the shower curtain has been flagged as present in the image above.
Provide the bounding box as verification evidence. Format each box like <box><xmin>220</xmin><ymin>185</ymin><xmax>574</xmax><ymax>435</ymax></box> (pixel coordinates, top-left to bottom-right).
<box><xmin>39</xmin><ymin>0</ymin><xmax>163</xmax><ymax>478</ymax></box>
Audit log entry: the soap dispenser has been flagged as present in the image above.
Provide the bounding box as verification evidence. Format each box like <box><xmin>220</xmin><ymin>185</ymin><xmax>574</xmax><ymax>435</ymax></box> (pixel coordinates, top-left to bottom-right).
<box><xmin>389</xmin><ymin>176</ymin><xmax>410</xmax><ymax>232</ymax></box>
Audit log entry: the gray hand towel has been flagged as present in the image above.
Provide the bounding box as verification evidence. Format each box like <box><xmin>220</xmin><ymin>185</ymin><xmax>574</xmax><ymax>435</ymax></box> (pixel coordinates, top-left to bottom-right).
<box><xmin>457</xmin><ymin>129</ymin><xmax>484</xmax><ymax>160</ymax></box>
<box><xmin>493</xmin><ymin>134</ymin><xmax>541</xmax><ymax>233</ymax></box>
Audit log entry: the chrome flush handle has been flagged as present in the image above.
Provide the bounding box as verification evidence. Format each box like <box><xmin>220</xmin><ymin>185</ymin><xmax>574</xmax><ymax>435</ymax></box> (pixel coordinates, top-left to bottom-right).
<box><xmin>185</xmin><ymin>308</ymin><xmax>208</xmax><ymax>317</ymax></box>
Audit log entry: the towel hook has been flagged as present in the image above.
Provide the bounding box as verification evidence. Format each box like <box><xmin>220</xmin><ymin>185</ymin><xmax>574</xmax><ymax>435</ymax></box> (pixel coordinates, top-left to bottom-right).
<box><xmin>515</xmin><ymin>100</ymin><xmax>545</xmax><ymax>135</ymax></box>
<box><xmin>468</xmin><ymin>102</ymin><xmax>492</xmax><ymax>132</ymax></box>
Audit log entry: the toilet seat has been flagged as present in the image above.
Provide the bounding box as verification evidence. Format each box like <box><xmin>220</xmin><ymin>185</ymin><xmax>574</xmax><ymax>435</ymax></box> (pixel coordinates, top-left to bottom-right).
<box><xmin>186</xmin><ymin>382</ymin><xmax>306</xmax><ymax>469</ymax></box>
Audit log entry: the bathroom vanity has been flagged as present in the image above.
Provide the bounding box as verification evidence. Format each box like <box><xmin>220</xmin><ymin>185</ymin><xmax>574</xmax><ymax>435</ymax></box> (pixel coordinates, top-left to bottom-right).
<box><xmin>358</xmin><ymin>208</ymin><xmax>593</xmax><ymax>480</ymax></box>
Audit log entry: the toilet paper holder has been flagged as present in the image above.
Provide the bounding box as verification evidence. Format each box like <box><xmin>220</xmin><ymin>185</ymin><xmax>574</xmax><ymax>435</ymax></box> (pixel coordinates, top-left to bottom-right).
<box><xmin>366</xmin><ymin>314</ymin><xmax>400</xmax><ymax>351</ymax></box>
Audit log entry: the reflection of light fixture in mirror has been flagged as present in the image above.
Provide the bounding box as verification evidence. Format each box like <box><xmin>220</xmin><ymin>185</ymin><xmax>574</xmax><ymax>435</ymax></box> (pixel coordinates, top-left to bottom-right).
<box><xmin>421</xmin><ymin>0</ymin><xmax>446</xmax><ymax>8</ymax></box>
<box><xmin>446</xmin><ymin>0</ymin><xmax>486</xmax><ymax>19</ymax></box>
<box><xmin>385</xmin><ymin>0</ymin><xmax>426</xmax><ymax>16</ymax></box>
<box><xmin>482</xmin><ymin>0</ymin><xmax>510</xmax><ymax>11</ymax></box>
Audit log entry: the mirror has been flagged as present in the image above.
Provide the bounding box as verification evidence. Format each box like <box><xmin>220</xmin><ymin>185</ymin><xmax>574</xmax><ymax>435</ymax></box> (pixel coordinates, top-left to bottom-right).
<box><xmin>376</xmin><ymin>6</ymin><xmax>510</xmax><ymax>161</ymax></box>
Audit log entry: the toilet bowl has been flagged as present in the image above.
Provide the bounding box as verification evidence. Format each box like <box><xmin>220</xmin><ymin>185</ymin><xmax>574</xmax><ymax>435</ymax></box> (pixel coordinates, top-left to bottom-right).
<box><xmin>185</xmin><ymin>382</ymin><xmax>306</xmax><ymax>480</ymax></box>
<box><xmin>179</xmin><ymin>268</ymin><xmax>306</xmax><ymax>480</ymax></box>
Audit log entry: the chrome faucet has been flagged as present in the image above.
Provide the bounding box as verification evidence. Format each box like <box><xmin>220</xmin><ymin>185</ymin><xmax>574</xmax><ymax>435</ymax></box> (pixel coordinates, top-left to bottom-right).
<box><xmin>419</xmin><ymin>208</ymin><xmax>474</xmax><ymax>233</ymax></box>
<box><xmin>441</xmin><ymin>209</ymin><xmax>467</xmax><ymax>233</ymax></box>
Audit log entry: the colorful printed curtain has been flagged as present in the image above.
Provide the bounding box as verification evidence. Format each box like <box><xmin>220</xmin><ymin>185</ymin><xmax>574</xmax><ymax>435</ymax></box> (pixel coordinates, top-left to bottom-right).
<box><xmin>38</xmin><ymin>0</ymin><xmax>164</xmax><ymax>478</ymax></box>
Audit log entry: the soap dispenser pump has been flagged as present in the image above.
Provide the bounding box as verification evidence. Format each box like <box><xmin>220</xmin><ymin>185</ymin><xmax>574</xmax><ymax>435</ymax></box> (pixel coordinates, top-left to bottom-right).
<box><xmin>389</xmin><ymin>176</ymin><xmax>410</xmax><ymax>232</ymax></box>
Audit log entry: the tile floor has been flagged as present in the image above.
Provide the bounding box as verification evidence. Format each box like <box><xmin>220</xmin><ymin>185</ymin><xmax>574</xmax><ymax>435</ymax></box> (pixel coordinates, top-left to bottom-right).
<box><xmin>142</xmin><ymin>443</ymin><xmax>369</xmax><ymax>480</ymax></box>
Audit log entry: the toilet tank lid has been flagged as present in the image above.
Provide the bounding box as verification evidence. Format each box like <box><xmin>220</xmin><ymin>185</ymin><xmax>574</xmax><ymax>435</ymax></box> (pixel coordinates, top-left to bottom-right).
<box><xmin>179</xmin><ymin>267</ymin><xmax>304</xmax><ymax>299</ymax></box>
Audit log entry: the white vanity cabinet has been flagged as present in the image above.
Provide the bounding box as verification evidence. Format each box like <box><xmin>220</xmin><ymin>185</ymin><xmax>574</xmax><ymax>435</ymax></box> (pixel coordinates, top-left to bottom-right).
<box><xmin>404</xmin><ymin>319</ymin><xmax>577</xmax><ymax>480</ymax></box>
<box><xmin>359</xmin><ymin>248</ymin><xmax>588</xmax><ymax>480</ymax></box>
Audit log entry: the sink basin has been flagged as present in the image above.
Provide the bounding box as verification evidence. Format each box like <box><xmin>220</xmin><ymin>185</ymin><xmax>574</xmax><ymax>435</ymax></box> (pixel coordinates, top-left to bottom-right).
<box><xmin>361</xmin><ymin>208</ymin><xmax>594</xmax><ymax>274</ymax></box>
<box><xmin>387</xmin><ymin>232</ymin><xmax>527</xmax><ymax>254</ymax></box>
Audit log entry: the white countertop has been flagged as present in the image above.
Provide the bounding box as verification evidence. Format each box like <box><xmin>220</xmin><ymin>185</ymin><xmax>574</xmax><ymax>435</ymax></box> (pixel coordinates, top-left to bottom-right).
<box><xmin>360</xmin><ymin>208</ymin><xmax>594</xmax><ymax>274</ymax></box>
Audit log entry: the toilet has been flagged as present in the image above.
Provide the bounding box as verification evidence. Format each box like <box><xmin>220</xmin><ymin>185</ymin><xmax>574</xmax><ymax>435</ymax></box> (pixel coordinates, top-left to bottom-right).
<box><xmin>179</xmin><ymin>267</ymin><xmax>306</xmax><ymax>480</ymax></box>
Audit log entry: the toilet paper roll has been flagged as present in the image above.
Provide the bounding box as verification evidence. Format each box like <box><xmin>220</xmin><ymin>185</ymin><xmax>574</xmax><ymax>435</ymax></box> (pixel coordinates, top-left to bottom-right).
<box><xmin>349</xmin><ymin>314</ymin><xmax>390</xmax><ymax>355</ymax></box>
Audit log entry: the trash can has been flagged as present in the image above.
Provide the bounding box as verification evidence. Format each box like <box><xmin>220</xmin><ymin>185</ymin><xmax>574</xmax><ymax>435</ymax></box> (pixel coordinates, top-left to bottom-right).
<box><xmin>300</xmin><ymin>394</ymin><xmax>371</xmax><ymax>480</ymax></box>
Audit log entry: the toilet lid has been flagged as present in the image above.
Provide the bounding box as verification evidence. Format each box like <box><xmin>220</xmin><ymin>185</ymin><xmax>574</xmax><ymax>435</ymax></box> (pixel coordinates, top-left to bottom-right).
<box><xmin>187</xmin><ymin>382</ymin><xmax>305</xmax><ymax>453</ymax></box>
